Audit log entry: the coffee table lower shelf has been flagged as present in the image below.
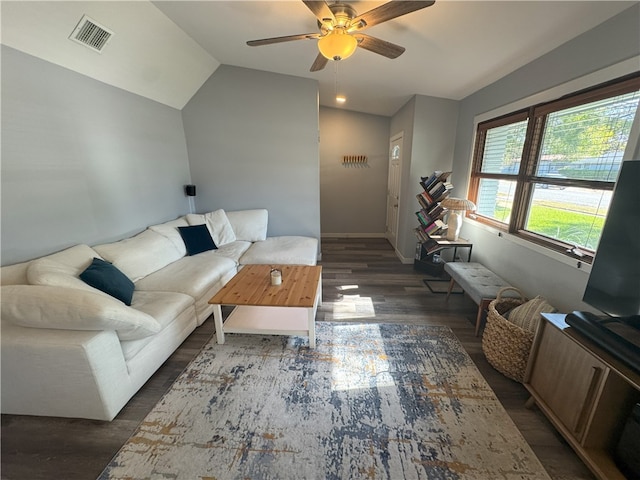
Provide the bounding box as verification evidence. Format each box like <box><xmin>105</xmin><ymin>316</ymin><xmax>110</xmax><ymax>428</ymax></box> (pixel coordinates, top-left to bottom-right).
<box><xmin>214</xmin><ymin>305</ymin><xmax>317</xmax><ymax>347</ymax></box>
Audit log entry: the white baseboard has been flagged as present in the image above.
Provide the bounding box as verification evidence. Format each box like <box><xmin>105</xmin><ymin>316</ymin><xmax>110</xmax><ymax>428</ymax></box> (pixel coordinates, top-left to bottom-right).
<box><xmin>398</xmin><ymin>252</ymin><xmax>414</xmax><ymax>264</ymax></box>
<box><xmin>321</xmin><ymin>233</ymin><xmax>387</xmax><ymax>238</ymax></box>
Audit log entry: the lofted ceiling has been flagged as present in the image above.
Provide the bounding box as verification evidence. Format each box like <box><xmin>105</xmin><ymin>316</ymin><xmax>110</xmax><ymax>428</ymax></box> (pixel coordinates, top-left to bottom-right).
<box><xmin>2</xmin><ymin>1</ymin><xmax>637</xmax><ymax>116</ymax></box>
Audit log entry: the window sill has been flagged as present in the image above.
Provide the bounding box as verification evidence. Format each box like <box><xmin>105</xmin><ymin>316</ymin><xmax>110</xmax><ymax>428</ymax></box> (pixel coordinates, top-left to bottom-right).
<box><xmin>464</xmin><ymin>217</ymin><xmax>592</xmax><ymax>273</ymax></box>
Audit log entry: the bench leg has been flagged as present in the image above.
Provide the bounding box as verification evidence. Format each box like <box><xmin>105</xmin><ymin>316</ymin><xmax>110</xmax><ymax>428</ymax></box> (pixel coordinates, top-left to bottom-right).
<box><xmin>445</xmin><ymin>278</ymin><xmax>456</xmax><ymax>302</ymax></box>
<box><xmin>475</xmin><ymin>307</ymin><xmax>483</xmax><ymax>336</ymax></box>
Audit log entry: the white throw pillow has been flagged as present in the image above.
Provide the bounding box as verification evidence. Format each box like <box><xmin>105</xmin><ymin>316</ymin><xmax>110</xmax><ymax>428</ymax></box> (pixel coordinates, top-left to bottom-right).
<box><xmin>1</xmin><ymin>285</ymin><xmax>161</xmax><ymax>340</ymax></box>
<box><xmin>1</xmin><ymin>245</ymin><xmax>100</xmax><ymax>286</ymax></box>
<box><xmin>226</xmin><ymin>209</ymin><xmax>269</xmax><ymax>242</ymax></box>
<box><xmin>27</xmin><ymin>258</ymin><xmax>104</xmax><ymax>294</ymax></box>
<box><xmin>94</xmin><ymin>229</ymin><xmax>183</xmax><ymax>282</ymax></box>
<box><xmin>186</xmin><ymin>210</ymin><xmax>237</xmax><ymax>246</ymax></box>
<box><xmin>149</xmin><ymin>217</ymin><xmax>189</xmax><ymax>257</ymax></box>
<box><xmin>43</xmin><ymin>244</ymin><xmax>101</xmax><ymax>271</ymax></box>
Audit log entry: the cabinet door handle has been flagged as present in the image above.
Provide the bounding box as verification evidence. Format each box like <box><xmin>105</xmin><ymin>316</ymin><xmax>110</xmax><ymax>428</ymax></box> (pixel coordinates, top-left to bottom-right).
<box><xmin>574</xmin><ymin>366</ymin><xmax>603</xmax><ymax>438</ymax></box>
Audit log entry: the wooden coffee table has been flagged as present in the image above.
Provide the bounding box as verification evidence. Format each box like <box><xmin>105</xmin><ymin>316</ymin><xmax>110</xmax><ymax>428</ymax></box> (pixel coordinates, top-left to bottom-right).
<box><xmin>208</xmin><ymin>264</ymin><xmax>322</xmax><ymax>348</ymax></box>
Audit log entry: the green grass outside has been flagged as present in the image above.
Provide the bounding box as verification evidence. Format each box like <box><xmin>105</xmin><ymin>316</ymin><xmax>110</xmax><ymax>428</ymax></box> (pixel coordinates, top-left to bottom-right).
<box><xmin>493</xmin><ymin>205</ymin><xmax>605</xmax><ymax>250</ymax></box>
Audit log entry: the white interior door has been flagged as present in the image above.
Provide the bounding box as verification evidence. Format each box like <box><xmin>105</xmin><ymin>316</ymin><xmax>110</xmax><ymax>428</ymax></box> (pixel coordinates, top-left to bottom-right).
<box><xmin>386</xmin><ymin>134</ymin><xmax>403</xmax><ymax>248</ymax></box>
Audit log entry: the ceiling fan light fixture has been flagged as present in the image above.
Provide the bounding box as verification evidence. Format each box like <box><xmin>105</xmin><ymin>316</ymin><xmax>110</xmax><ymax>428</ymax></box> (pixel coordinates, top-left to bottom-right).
<box><xmin>318</xmin><ymin>30</ymin><xmax>357</xmax><ymax>61</ymax></box>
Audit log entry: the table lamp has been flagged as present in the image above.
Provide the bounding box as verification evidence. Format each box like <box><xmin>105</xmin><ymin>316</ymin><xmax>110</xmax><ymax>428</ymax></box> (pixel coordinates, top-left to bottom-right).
<box><xmin>440</xmin><ymin>198</ymin><xmax>476</xmax><ymax>241</ymax></box>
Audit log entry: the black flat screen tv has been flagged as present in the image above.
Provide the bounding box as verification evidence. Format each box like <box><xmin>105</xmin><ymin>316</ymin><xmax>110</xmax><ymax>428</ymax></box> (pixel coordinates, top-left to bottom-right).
<box><xmin>582</xmin><ymin>159</ymin><xmax>640</xmax><ymax>320</ymax></box>
<box><xmin>566</xmin><ymin>159</ymin><xmax>640</xmax><ymax>374</ymax></box>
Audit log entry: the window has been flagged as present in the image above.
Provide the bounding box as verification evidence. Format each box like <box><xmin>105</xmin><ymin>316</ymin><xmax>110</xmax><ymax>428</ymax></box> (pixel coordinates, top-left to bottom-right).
<box><xmin>469</xmin><ymin>74</ymin><xmax>640</xmax><ymax>260</ymax></box>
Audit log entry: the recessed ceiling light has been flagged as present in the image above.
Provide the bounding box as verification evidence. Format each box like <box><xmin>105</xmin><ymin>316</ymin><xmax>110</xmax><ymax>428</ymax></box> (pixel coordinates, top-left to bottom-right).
<box><xmin>336</xmin><ymin>95</ymin><xmax>346</xmax><ymax>104</ymax></box>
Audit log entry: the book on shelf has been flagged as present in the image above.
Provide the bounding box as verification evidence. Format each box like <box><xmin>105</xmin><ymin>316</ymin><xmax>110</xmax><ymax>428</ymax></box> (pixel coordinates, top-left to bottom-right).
<box><xmin>426</xmin><ymin>202</ymin><xmax>445</xmax><ymax>219</ymax></box>
<box><xmin>427</xmin><ymin>181</ymin><xmax>441</xmax><ymax>196</ymax></box>
<box><xmin>416</xmin><ymin>199</ymin><xmax>447</xmax><ymax>225</ymax></box>
<box><xmin>414</xmin><ymin>227</ymin><xmax>430</xmax><ymax>243</ymax></box>
<box><xmin>415</xmin><ymin>219</ymin><xmax>448</xmax><ymax>239</ymax></box>
<box><xmin>420</xmin><ymin>171</ymin><xmax>452</xmax><ymax>191</ymax></box>
<box><xmin>419</xmin><ymin>178</ymin><xmax>435</xmax><ymax>193</ymax></box>
<box><xmin>422</xmin><ymin>236</ymin><xmax>445</xmax><ymax>255</ymax></box>
<box><xmin>424</xmin><ymin>219</ymin><xmax>447</xmax><ymax>236</ymax></box>
<box><xmin>416</xmin><ymin>191</ymin><xmax>448</xmax><ymax>219</ymax></box>
<box><xmin>428</xmin><ymin>181</ymin><xmax>454</xmax><ymax>201</ymax></box>
<box><xmin>416</xmin><ymin>191</ymin><xmax>434</xmax><ymax>210</ymax></box>
<box><xmin>416</xmin><ymin>208</ymin><xmax>446</xmax><ymax>230</ymax></box>
<box><xmin>416</xmin><ymin>209</ymin><xmax>435</xmax><ymax>227</ymax></box>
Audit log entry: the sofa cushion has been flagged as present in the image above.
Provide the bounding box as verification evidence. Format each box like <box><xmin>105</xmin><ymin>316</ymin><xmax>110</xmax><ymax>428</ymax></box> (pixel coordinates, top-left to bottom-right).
<box><xmin>148</xmin><ymin>217</ymin><xmax>189</xmax><ymax>256</ymax></box>
<box><xmin>94</xmin><ymin>229</ymin><xmax>183</xmax><ymax>282</ymax></box>
<box><xmin>178</xmin><ymin>225</ymin><xmax>217</xmax><ymax>256</ymax></box>
<box><xmin>134</xmin><ymin>252</ymin><xmax>237</xmax><ymax>301</ymax></box>
<box><xmin>2</xmin><ymin>244</ymin><xmax>101</xmax><ymax>287</ymax></box>
<box><xmin>1</xmin><ymin>285</ymin><xmax>161</xmax><ymax>340</ymax></box>
<box><xmin>130</xmin><ymin>291</ymin><xmax>194</xmax><ymax>326</ymax></box>
<box><xmin>27</xmin><ymin>258</ymin><xmax>100</xmax><ymax>293</ymax></box>
<box><xmin>121</xmin><ymin>291</ymin><xmax>195</xmax><ymax>360</ymax></box>
<box><xmin>80</xmin><ymin>258</ymin><xmax>136</xmax><ymax>306</ymax></box>
<box><xmin>186</xmin><ymin>210</ymin><xmax>237</xmax><ymax>246</ymax></box>
<box><xmin>226</xmin><ymin>209</ymin><xmax>268</xmax><ymax>242</ymax></box>
<box><xmin>239</xmin><ymin>236</ymin><xmax>318</xmax><ymax>266</ymax></box>
<box><xmin>211</xmin><ymin>240</ymin><xmax>252</xmax><ymax>264</ymax></box>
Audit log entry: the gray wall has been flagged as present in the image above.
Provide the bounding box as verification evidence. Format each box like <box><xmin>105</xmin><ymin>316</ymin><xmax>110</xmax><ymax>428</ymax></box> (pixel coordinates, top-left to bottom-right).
<box><xmin>451</xmin><ymin>4</ymin><xmax>640</xmax><ymax>312</ymax></box>
<box><xmin>390</xmin><ymin>98</ymin><xmax>416</xmax><ymax>257</ymax></box>
<box><xmin>391</xmin><ymin>95</ymin><xmax>460</xmax><ymax>261</ymax></box>
<box><xmin>1</xmin><ymin>46</ymin><xmax>192</xmax><ymax>265</ymax></box>
<box><xmin>181</xmin><ymin>65</ymin><xmax>321</xmax><ymax>241</ymax></box>
<box><xmin>319</xmin><ymin>107</ymin><xmax>390</xmax><ymax>236</ymax></box>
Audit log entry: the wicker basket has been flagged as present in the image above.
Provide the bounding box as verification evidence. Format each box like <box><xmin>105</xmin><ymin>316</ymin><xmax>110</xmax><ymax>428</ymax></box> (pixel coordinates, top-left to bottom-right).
<box><xmin>482</xmin><ymin>287</ymin><xmax>532</xmax><ymax>383</ymax></box>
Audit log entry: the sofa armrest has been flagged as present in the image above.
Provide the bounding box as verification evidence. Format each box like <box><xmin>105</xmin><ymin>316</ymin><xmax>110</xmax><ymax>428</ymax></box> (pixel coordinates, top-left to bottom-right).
<box><xmin>1</xmin><ymin>322</ymin><xmax>133</xmax><ymax>420</ymax></box>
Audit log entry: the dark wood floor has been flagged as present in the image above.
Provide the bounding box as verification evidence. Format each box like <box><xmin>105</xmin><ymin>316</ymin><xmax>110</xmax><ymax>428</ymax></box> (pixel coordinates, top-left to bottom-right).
<box><xmin>1</xmin><ymin>238</ymin><xmax>594</xmax><ymax>479</ymax></box>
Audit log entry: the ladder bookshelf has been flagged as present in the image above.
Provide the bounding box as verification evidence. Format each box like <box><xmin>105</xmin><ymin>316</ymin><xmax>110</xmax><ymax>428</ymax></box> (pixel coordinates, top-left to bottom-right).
<box><xmin>414</xmin><ymin>170</ymin><xmax>452</xmax><ymax>257</ymax></box>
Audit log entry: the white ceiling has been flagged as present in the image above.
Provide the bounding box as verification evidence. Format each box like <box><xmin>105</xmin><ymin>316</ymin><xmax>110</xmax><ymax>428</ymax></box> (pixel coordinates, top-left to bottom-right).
<box><xmin>2</xmin><ymin>1</ymin><xmax>636</xmax><ymax>116</ymax></box>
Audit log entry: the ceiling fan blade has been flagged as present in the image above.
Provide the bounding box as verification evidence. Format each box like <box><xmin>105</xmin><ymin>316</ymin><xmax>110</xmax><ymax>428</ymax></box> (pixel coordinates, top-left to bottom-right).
<box><xmin>352</xmin><ymin>0</ymin><xmax>435</xmax><ymax>30</ymax></box>
<box><xmin>310</xmin><ymin>53</ymin><xmax>329</xmax><ymax>72</ymax></box>
<box><xmin>354</xmin><ymin>34</ymin><xmax>405</xmax><ymax>59</ymax></box>
<box><xmin>247</xmin><ymin>33</ymin><xmax>320</xmax><ymax>47</ymax></box>
<box><xmin>302</xmin><ymin>1</ymin><xmax>335</xmax><ymax>24</ymax></box>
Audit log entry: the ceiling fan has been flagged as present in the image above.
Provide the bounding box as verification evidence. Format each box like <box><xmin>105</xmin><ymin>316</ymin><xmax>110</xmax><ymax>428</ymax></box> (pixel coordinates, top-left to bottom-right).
<box><xmin>247</xmin><ymin>0</ymin><xmax>435</xmax><ymax>72</ymax></box>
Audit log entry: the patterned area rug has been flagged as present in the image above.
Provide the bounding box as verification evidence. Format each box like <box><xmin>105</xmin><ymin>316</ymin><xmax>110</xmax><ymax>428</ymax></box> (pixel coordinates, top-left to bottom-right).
<box><xmin>100</xmin><ymin>322</ymin><xmax>550</xmax><ymax>480</ymax></box>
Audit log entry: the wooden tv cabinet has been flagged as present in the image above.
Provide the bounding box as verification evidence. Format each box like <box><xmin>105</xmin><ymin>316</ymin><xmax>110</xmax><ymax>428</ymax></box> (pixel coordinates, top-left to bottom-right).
<box><xmin>524</xmin><ymin>313</ymin><xmax>640</xmax><ymax>480</ymax></box>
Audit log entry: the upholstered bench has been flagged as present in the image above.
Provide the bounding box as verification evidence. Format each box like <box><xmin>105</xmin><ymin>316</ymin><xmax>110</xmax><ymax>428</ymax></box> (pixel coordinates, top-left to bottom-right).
<box><xmin>444</xmin><ymin>262</ymin><xmax>518</xmax><ymax>336</ymax></box>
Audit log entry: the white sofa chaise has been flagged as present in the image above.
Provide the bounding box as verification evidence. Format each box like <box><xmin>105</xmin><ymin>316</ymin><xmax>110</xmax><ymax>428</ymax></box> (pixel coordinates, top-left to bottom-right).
<box><xmin>1</xmin><ymin>209</ymin><xmax>318</xmax><ymax>421</ymax></box>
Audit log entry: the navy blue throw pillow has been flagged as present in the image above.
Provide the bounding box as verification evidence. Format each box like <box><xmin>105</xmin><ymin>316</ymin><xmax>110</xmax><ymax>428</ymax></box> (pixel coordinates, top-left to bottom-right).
<box><xmin>80</xmin><ymin>258</ymin><xmax>135</xmax><ymax>306</ymax></box>
<box><xmin>178</xmin><ymin>224</ymin><xmax>217</xmax><ymax>256</ymax></box>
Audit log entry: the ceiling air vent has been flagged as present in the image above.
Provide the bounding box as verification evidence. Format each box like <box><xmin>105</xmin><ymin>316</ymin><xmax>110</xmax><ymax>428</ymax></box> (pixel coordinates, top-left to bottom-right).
<box><xmin>69</xmin><ymin>15</ymin><xmax>114</xmax><ymax>53</ymax></box>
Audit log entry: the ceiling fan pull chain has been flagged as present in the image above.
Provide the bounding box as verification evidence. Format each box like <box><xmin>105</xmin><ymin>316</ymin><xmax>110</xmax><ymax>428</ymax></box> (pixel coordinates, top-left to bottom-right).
<box><xmin>333</xmin><ymin>62</ymin><xmax>347</xmax><ymax>104</ymax></box>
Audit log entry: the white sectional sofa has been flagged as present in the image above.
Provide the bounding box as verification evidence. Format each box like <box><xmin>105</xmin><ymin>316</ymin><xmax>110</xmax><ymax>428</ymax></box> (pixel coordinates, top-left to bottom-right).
<box><xmin>1</xmin><ymin>209</ymin><xmax>318</xmax><ymax>421</ymax></box>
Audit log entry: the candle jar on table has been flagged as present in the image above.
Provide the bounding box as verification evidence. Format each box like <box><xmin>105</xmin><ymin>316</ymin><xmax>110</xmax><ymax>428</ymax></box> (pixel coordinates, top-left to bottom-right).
<box><xmin>270</xmin><ymin>268</ymin><xmax>282</xmax><ymax>286</ymax></box>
